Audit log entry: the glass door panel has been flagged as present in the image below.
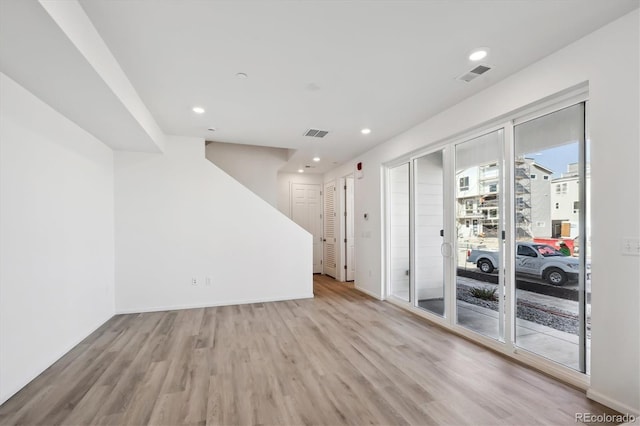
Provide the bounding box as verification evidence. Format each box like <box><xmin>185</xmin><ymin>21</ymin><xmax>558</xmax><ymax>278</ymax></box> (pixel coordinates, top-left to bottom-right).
<box><xmin>389</xmin><ymin>163</ymin><xmax>410</xmax><ymax>302</ymax></box>
<box><xmin>455</xmin><ymin>129</ymin><xmax>504</xmax><ymax>340</ymax></box>
<box><xmin>414</xmin><ymin>151</ymin><xmax>445</xmax><ymax>316</ymax></box>
<box><xmin>513</xmin><ymin>103</ymin><xmax>587</xmax><ymax>372</ymax></box>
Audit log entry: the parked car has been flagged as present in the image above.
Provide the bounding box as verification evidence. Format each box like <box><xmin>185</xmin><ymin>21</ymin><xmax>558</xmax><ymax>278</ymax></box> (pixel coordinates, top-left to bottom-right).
<box><xmin>466</xmin><ymin>242</ymin><xmax>587</xmax><ymax>285</ymax></box>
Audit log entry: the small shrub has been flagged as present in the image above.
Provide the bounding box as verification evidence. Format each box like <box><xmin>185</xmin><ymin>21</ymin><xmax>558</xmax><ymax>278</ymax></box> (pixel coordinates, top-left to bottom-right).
<box><xmin>470</xmin><ymin>286</ymin><xmax>497</xmax><ymax>301</ymax></box>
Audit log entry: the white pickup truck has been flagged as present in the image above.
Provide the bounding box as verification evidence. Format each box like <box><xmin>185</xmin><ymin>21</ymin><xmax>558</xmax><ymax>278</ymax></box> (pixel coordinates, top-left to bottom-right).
<box><xmin>466</xmin><ymin>242</ymin><xmax>584</xmax><ymax>285</ymax></box>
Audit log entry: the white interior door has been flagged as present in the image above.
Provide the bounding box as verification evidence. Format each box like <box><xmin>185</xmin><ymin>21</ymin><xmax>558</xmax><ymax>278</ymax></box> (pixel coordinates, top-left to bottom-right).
<box><xmin>323</xmin><ymin>181</ymin><xmax>337</xmax><ymax>278</ymax></box>
<box><xmin>345</xmin><ymin>176</ymin><xmax>355</xmax><ymax>281</ymax></box>
<box><xmin>291</xmin><ymin>183</ymin><xmax>323</xmax><ymax>273</ymax></box>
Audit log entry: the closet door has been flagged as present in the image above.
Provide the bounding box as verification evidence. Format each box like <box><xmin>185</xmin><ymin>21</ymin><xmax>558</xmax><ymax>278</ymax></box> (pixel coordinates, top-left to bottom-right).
<box><xmin>323</xmin><ymin>181</ymin><xmax>337</xmax><ymax>278</ymax></box>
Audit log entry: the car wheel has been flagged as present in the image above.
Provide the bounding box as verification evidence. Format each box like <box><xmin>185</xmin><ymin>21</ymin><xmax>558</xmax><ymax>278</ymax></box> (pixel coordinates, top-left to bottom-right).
<box><xmin>546</xmin><ymin>268</ymin><xmax>567</xmax><ymax>286</ymax></box>
<box><xmin>478</xmin><ymin>259</ymin><xmax>494</xmax><ymax>274</ymax></box>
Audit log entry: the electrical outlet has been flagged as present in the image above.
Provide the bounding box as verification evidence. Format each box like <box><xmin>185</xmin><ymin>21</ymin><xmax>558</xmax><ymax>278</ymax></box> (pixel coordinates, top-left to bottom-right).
<box><xmin>206</xmin><ymin>276</ymin><xmax>213</xmax><ymax>286</ymax></box>
<box><xmin>191</xmin><ymin>277</ymin><xmax>198</xmax><ymax>286</ymax></box>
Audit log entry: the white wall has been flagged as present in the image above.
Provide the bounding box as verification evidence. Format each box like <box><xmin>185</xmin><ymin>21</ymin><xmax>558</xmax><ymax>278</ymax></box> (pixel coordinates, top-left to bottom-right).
<box><xmin>0</xmin><ymin>73</ymin><xmax>115</xmax><ymax>404</ymax></box>
<box><xmin>277</xmin><ymin>172</ymin><xmax>324</xmax><ymax>217</ymax></box>
<box><xmin>324</xmin><ymin>10</ymin><xmax>639</xmax><ymax>414</ymax></box>
<box><xmin>115</xmin><ymin>136</ymin><xmax>313</xmax><ymax>312</ymax></box>
<box><xmin>324</xmin><ymin>160</ymin><xmax>383</xmax><ymax>298</ymax></box>
<box><xmin>205</xmin><ymin>141</ymin><xmax>288</xmax><ymax>207</ymax></box>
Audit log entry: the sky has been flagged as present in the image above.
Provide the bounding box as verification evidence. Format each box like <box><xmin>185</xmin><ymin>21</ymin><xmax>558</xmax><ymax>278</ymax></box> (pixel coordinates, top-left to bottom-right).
<box><xmin>526</xmin><ymin>143</ymin><xmax>579</xmax><ymax>177</ymax></box>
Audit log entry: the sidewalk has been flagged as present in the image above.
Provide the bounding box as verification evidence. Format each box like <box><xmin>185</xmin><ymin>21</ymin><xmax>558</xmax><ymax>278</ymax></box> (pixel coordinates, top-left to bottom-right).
<box><xmin>457</xmin><ymin>299</ymin><xmax>588</xmax><ymax>371</ymax></box>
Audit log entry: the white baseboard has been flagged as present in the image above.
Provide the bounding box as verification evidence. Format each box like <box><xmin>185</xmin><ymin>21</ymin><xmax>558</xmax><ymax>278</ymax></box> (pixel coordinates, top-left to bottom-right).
<box><xmin>354</xmin><ymin>285</ymin><xmax>383</xmax><ymax>300</ymax></box>
<box><xmin>115</xmin><ymin>293</ymin><xmax>315</xmax><ymax>314</ymax></box>
<box><xmin>0</xmin><ymin>313</ymin><xmax>114</xmax><ymax>406</ymax></box>
<box><xmin>587</xmin><ymin>388</ymin><xmax>640</xmax><ymax>417</ymax></box>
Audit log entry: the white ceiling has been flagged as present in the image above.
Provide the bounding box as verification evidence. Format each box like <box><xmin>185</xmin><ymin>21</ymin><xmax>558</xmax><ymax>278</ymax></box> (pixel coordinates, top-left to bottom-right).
<box><xmin>0</xmin><ymin>0</ymin><xmax>163</xmax><ymax>153</ymax></box>
<box><xmin>7</xmin><ymin>1</ymin><xmax>640</xmax><ymax>174</ymax></box>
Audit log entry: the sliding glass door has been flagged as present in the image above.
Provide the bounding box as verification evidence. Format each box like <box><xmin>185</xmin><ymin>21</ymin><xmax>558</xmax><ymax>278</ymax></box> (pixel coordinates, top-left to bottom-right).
<box><xmin>414</xmin><ymin>150</ymin><xmax>445</xmax><ymax>316</ymax></box>
<box><xmin>454</xmin><ymin>130</ymin><xmax>505</xmax><ymax>340</ymax></box>
<box><xmin>513</xmin><ymin>103</ymin><xmax>589</xmax><ymax>372</ymax></box>
<box><xmin>386</xmin><ymin>98</ymin><xmax>590</xmax><ymax>374</ymax></box>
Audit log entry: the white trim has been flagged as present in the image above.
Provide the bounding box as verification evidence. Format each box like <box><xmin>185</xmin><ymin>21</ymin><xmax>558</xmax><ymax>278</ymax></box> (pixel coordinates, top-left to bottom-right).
<box><xmin>444</xmin><ymin>146</ymin><xmax>456</xmax><ymax>321</ymax></box>
<box><xmin>379</xmin><ymin>164</ymin><xmax>388</xmax><ymax>299</ymax></box>
<box><xmin>287</xmin><ymin>180</ymin><xmax>293</xmax><ymax>218</ymax></box>
<box><xmin>382</xmin><ymin>165</ymin><xmax>392</xmax><ymax>300</ymax></box>
<box><xmin>511</xmin><ymin>346</ymin><xmax>590</xmax><ymax>389</ymax></box>
<box><xmin>586</xmin><ymin>389</ymin><xmax>640</xmax><ymax>417</ymax></box>
<box><xmin>0</xmin><ymin>313</ymin><xmax>114</xmax><ymax>405</ymax></box>
<box><xmin>342</xmin><ymin>172</ymin><xmax>356</xmax><ymax>282</ymax></box>
<box><xmin>354</xmin><ymin>284</ymin><xmax>384</xmax><ymax>300</ymax></box>
<box><xmin>334</xmin><ymin>176</ymin><xmax>346</xmax><ymax>282</ymax></box>
<box><xmin>512</xmin><ymin>83</ymin><xmax>589</xmax><ymax>125</ymax></box>
<box><xmin>115</xmin><ymin>293</ymin><xmax>314</xmax><ymax>314</ymax></box>
<box><xmin>504</xmin><ymin>121</ymin><xmax>516</xmax><ymax>350</ymax></box>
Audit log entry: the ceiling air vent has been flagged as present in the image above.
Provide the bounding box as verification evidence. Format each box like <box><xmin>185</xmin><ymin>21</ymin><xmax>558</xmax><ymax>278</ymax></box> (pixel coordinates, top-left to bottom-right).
<box><xmin>304</xmin><ymin>128</ymin><xmax>329</xmax><ymax>138</ymax></box>
<box><xmin>458</xmin><ymin>64</ymin><xmax>492</xmax><ymax>82</ymax></box>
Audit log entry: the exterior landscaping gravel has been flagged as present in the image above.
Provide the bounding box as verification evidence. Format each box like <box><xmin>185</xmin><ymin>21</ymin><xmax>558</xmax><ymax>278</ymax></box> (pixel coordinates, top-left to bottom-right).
<box><xmin>456</xmin><ymin>283</ymin><xmax>581</xmax><ymax>335</ymax></box>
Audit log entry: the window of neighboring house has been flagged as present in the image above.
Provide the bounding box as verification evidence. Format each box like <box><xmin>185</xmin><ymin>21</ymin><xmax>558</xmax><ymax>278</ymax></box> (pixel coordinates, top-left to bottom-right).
<box><xmin>530</xmin><ymin>174</ymin><xmax>537</xmax><ymax>179</ymax></box>
<box><xmin>556</xmin><ymin>184</ymin><xmax>561</xmax><ymax>194</ymax></box>
<box><xmin>489</xmin><ymin>209</ymin><xmax>498</xmax><ymax>218</ymax></box>
<box><xmin>562</xmin><ymin>183</ymin><xmax>568</xmax><ymax>194</ymax></box>
<box><xmin>573</xmin><ymin>201</ymin><xmax>579</xmax><ymax>213</ymax></box>
<box><xmin>465</xmin><ymin>220</ymin><xmax>470</xmax><ymax>228</ymax></box>
<box><xmin>459</xmin><ymin>176</ymin><xmax>469</xmax><ymax>191</ymax></box>
<box><xmin>489</xmin><ymin>183</ymin><xmax>497</xmax><ymax>192</ymax></box>
<box><xmin>543</xmin><ymin>175</ymin><xmax>549</xmax><ymax>180</ymax></box>
<box><xmin>465</xmin><ymin>200</ymin><xmax>473</xmax><ymax>213</ymax></box>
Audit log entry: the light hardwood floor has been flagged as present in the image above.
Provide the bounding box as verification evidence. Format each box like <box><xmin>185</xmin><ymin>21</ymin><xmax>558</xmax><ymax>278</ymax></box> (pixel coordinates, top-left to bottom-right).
<box><xmin>0</xmin><ymin>275</ymin><xmax>618</xmax><ymax>425</ymax></box>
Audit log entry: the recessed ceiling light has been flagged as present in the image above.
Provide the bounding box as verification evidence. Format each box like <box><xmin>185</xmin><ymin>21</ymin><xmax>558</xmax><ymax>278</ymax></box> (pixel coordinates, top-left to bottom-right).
<box><xmin>192</xmin><ymin>106</ymin><xmax>205</xmax><ymax>114</ymax></box>
<box><xmin>298</xmin><ymin>169</ymin><xmax>304</xmax><ymax>173</ymax></box>
<box><xmin>361</xmin><ymin>128</ymin><xmax>371</xmax><ymax>135</ymax></box>
<box><xmin>313</xmin><ymin>157</ymin><xmax>320</xmax><ymax>162</ymax></box>
<box><xmin>469</xmin><ymin>49</ymin><xmax>488</xmax><ymax>61</ymax></box>
<box><xmin>236</xmin><ymin>72</ymin><xmax>248</xmax><ymax>79</ymax></box>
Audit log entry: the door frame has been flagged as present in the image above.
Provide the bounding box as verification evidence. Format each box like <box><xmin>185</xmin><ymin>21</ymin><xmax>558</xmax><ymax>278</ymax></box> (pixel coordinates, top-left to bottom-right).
<box><xmin>382</xmin><ymin>87</ymin><xmax>591</xmax><ymax>386</ymax></box>
<box><xmin>290</xmin><ymin>182</ymin><xmax>323</xmax><ymax>274</ymax></box>
<box><xmin>344</xmin><ymin>174</ymin><xmax>355</xmax><ymax>281</ymax></box>
<box><xmin>336</xmin><ymin>173</ymin><xmax>356</xmax><ymax>282</ymax></box>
